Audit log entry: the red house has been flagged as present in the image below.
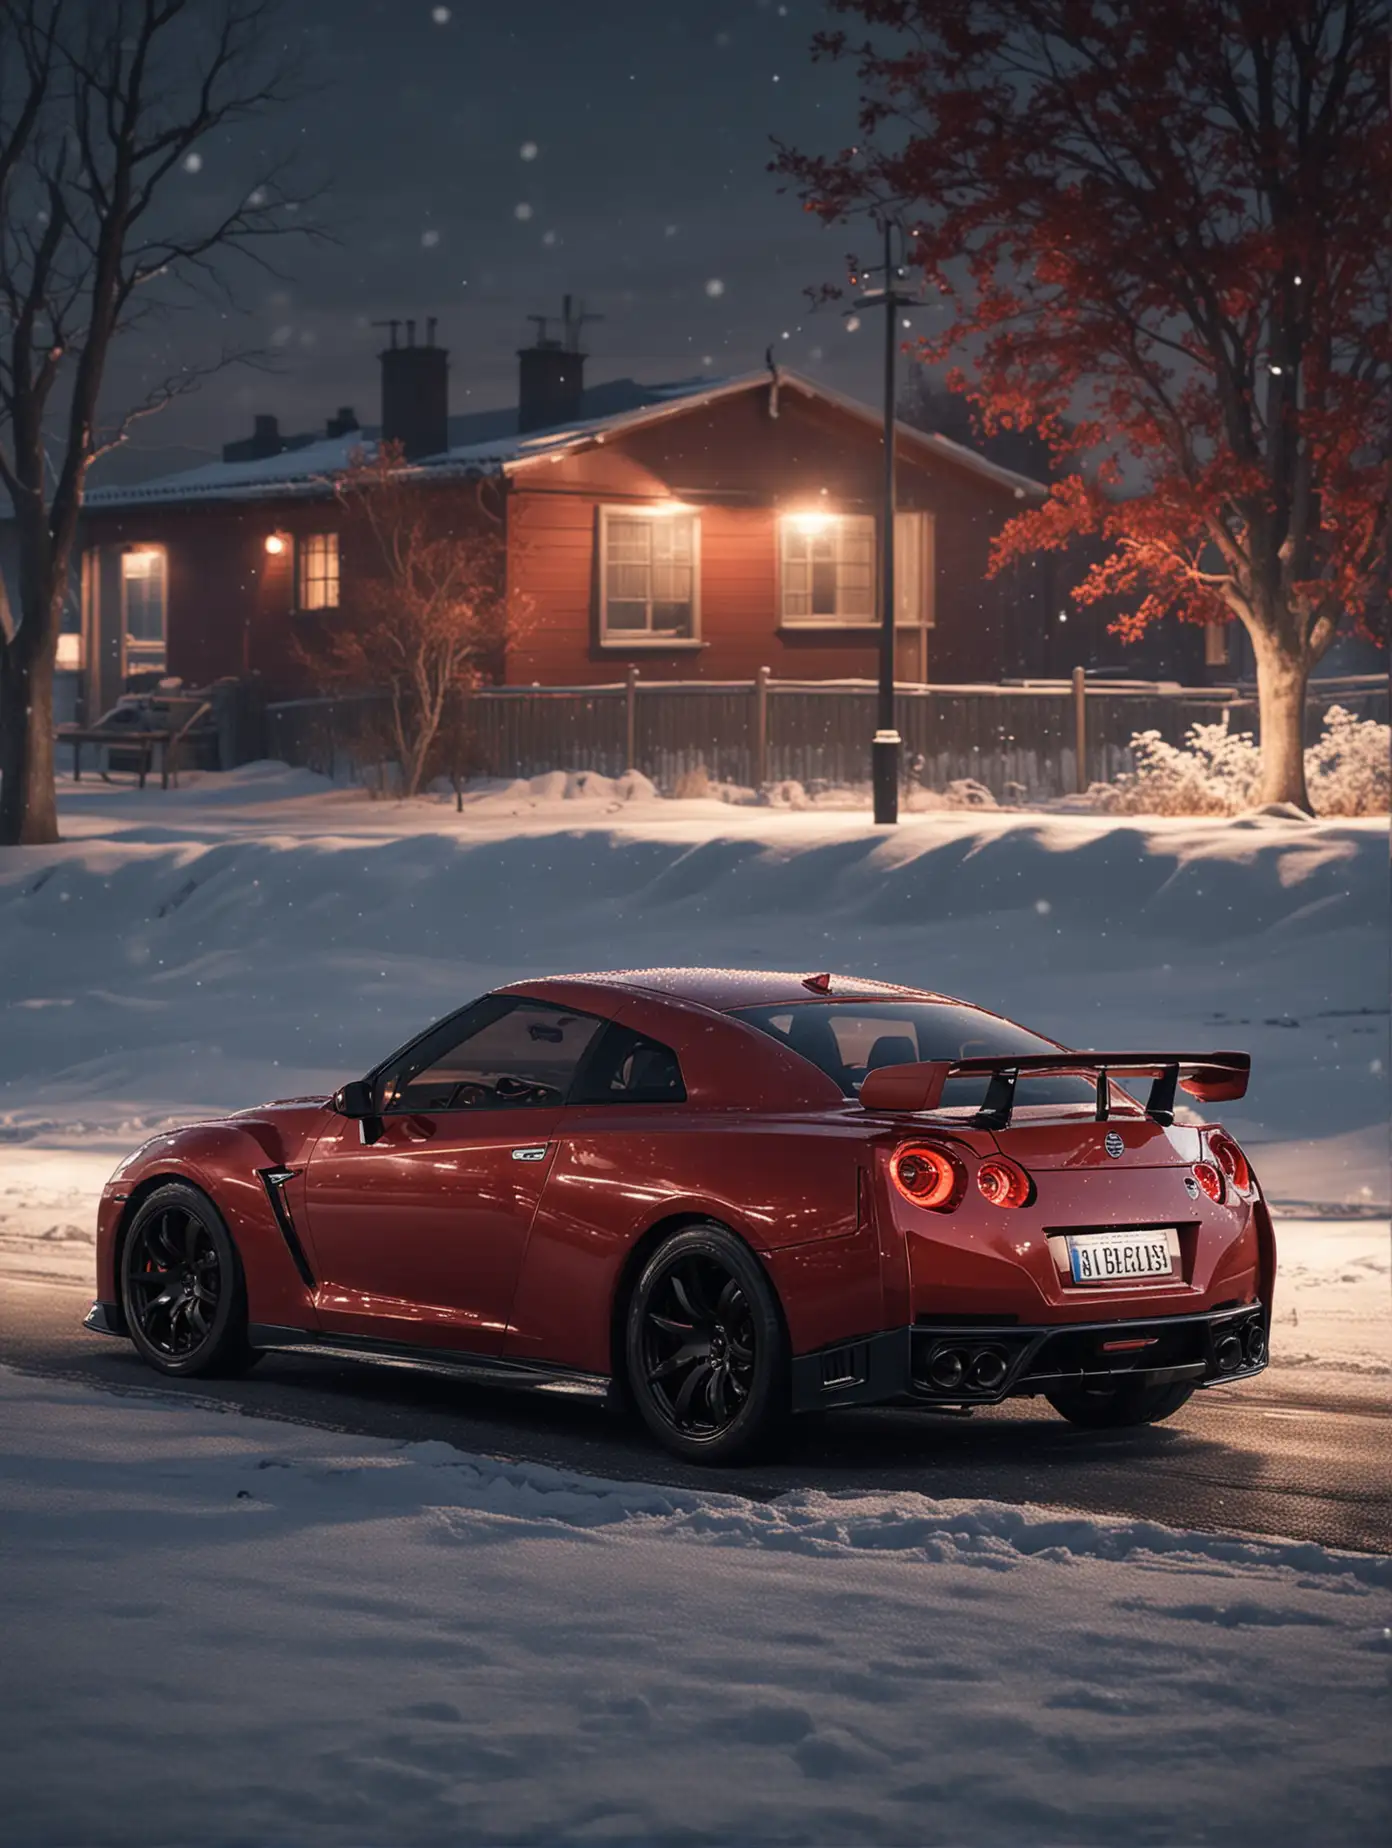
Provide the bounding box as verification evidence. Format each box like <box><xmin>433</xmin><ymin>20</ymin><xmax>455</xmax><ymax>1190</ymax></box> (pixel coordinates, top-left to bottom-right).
<box><xmin>72</xmin><ymin>321</ymin><xmax>1053</xmax><ymax>720</ymax></box>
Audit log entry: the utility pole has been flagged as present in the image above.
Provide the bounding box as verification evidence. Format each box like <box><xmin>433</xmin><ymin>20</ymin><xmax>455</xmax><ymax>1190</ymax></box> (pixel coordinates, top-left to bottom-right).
<box><xmin>852</xmin><ymin>220</ymin><xmax>919</xmax><ymax>825</ymax></box>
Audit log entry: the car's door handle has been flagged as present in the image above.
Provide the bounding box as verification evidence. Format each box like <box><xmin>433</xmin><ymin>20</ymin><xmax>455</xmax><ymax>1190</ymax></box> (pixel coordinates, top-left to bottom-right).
<box><xmin>511</xmin><ymin>1145</ymin><xmax>549</xmax><ymax>1162</ymax></box>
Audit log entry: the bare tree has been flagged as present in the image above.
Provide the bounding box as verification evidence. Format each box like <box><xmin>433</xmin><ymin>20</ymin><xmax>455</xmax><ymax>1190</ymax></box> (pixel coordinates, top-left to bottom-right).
<box><xmin>297</xmin><ymin>444</ymin><xmax>519</xmax><ymax>801</ymax></box>
<box><xmin>0</xmin><ymin>0</ymin><xmax>314</xmax><ymax>844</ymax></box>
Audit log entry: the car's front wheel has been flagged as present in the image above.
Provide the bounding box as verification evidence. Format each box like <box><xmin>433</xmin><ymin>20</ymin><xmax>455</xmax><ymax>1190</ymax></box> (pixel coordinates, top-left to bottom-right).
<box><xmin>1045</xmin><ymin>1377</ymin><xmax>1195</xmax><ymax>1429</ymax></box>
<box><xmin>625</xmin><ymin>1223</ymin><xmax>789</xmax><ymax>1464</ymax></box>
<box><xmin>120</xmin><ymin>1182</ymin><xmax>257</xmax><ymax>1378</ymax></box>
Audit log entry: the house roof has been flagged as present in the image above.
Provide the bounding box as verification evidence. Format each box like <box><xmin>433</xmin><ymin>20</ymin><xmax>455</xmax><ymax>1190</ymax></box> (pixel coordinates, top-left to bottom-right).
<box><xmin>80</xmin><ymin>369</ymin><xmax>1048</xmax><ymax>513</ymax></box>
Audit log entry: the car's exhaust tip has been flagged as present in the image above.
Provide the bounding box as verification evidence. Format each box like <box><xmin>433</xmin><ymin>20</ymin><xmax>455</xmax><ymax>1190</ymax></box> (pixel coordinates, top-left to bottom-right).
<box><xmin>1215</xmin><ymin>1332</ymin><xmax>1244</xmax><ymax>1372</ymax></box>
<box><xmin>927</xmin><ymin>1348</ymin><xmax>967</xmax><ymax>1390</ymax></box>
<box><xmin>968</xmin><ymin>1348</ymin><xmax>1009</xmax><ymax>1392</ymax></box>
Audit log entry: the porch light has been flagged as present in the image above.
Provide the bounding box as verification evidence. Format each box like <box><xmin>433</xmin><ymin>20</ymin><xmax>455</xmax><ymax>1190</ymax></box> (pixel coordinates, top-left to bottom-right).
<box><xmin>786</xmin><ymin>510</ymin><xmax>835</xmax><ymax>534</ymax></box>
<box><xmin>264</xmin><ymin>533</ymin><xmax>287</xmax><ymax>555</ymax></box>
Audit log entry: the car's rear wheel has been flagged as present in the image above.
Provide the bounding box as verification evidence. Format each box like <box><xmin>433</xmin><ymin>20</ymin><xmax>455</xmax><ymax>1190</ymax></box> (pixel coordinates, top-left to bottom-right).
<box><xmin>1045</xmin><ymin>1377</ymin><xmax>1195</xmax><ymax>1429</ymax></box>
<box><xmin>625</xmin><ymin>1223</ymin><xmax>789</xmax><ymax>1464</ymax></box>
<box><xmin>120</xmin><ymin>1183</ymin><xmax>257</xmax><ymax>1378</ymax></box>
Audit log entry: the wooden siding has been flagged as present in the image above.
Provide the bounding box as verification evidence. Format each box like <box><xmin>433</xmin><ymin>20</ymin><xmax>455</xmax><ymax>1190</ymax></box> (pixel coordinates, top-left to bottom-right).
<box><xmin>78</xmin><ymin>382</ymin><xmax>1044</xmax><ymax>699</ymax></box>
<box><xmin>504</xmin><ymin>386</ymin><xmax>1026</xmax><ymax>686</ymax></box>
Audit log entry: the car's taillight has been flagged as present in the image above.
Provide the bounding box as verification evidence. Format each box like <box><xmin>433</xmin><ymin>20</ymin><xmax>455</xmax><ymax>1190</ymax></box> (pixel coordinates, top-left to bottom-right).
<box><xmin>976</xmin><ymin>1156</ymin><xmax>1033</xmax><ymax>1208</ymax></box>
<box><xmin>889</xmin><ymin>1143</ymin><xmax>963</xmax><ymax>1211</ymax></box>
<box><xmin>1205</xmin><ymin>1130</ymin><xmax>1252</xmax><ymax>1193</ymax></box>
<box><xmin>1192</xmin><ymin>1160</ymin><xmax>1225</xmax><ymax>1204</ymax></box>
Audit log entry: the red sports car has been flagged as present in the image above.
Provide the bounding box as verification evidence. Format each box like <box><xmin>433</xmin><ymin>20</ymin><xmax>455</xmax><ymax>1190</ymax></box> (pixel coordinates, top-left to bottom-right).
<box><xmin>85</xmin><ymin>968</ymin><xmax>1273</xmax><ymax>1462</ymax></box>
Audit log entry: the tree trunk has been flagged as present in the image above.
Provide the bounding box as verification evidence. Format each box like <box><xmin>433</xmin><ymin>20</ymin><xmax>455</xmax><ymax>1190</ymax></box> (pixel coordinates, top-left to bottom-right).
<box><xmin>1251</xmin><ymin>637</ymin><xmax>1312</xmax><ymax>811</ymax></box>
<box><xmin>0</xmin><ymin>642</ymin><xmax>59</xmax><ymax>845</ymax></box>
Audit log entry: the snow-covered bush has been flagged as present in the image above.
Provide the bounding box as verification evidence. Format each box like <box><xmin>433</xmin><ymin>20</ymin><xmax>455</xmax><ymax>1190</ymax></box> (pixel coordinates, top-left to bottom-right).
<box><xmin>1093</xmin><ymin>705</ymin><xmax>1388</xmax><ymax>817</ymax></box>
<box><xmin>1304</xmin><ymin>706</ymin><xmax>1391</xmax><ymax>816</ymax></box>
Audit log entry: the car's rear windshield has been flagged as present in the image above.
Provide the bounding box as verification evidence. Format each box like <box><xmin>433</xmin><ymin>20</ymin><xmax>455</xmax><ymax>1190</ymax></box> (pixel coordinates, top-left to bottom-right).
<box><xmin>731</xmin><ymin>1001</ymin><xmax>1099</xmax><ymax>1109</ymax></box>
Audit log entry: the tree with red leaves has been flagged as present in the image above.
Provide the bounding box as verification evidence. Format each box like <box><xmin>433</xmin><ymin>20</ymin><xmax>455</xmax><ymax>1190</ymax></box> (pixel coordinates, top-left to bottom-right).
<box><xmin>776</xmin><ymin>0</ymin><xmax>1390</xmax><ymax>809</ymax></box>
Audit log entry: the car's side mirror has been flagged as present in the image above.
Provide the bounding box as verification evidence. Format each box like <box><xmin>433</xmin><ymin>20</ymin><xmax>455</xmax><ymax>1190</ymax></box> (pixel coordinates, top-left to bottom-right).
<box><xmin>333</xmin><ymin>1079</ymin><xmax>377</xmax><ymax>1118</ymax></box>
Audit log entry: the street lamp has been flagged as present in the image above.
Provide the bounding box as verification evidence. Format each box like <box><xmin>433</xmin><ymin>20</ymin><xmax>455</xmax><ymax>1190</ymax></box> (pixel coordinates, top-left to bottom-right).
<box><xmin>851</xmin><ymin>219</ymin><xmax>922</xmax><ymax>825</ymax></box>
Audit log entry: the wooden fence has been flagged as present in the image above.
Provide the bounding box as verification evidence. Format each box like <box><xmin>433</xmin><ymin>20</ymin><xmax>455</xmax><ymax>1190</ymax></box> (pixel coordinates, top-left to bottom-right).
<box><xmin>261</xmin><ymin>669</ymin><xmax>1389</xmax><ymax>801</ymax></box>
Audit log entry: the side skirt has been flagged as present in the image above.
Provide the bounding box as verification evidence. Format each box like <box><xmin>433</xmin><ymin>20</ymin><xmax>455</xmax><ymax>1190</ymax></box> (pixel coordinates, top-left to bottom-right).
<box><xmin>246</xmin><ymin>1324</ymin><xmax>610</xmax><ymax>1398</ymax></box>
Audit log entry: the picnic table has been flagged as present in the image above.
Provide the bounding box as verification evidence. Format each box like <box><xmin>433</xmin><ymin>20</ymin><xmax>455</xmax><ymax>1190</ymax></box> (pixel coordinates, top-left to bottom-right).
<box><xmin>57</xmin><ymin>695</ymin><xmax>212</xmax><ymax>791</ymax></box>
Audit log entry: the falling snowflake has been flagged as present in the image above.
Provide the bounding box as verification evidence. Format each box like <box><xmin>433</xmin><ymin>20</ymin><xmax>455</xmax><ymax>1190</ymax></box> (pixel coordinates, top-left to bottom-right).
<box><xmin>664</xmin><ymin>224</ymin><xmax>677</xmax><ymax>237</ymax></box>
<box><xmin>246</xmin><ymin>187</ymin><xmax>266</xmax><ymax>207</ymax></box>
<box><xmin>1034</xmin><ymin>899</ymin><xmax>1052</xmax><ymax>915</ymax></box>
<box><xmin>520</xmin><ymin>140</ymin><xmax>538</xmax><ymax>161</ymax></box>
<box><xmin>182</xmin><ymin>151</ymin><xmax>203</xmax><ymax>174</ymax></box>
<box><xmin>845</xmin><ymin>314</ymin><xmax>861</xmax><ymax>332</ymax></box>
<box><xmin>431</xmin><ymin>5</ymin><xmax>451</xmax><ymax>22</ymax></box>
<box><xmin>541</xmin><ymin>229</ymin><xmax>557</xmax><ymax>246</ymax></box>
<box><xmin>515</xmin><ymin>202</ymin><xmax>533</xmax><ymax>221</ymax></box>
<box><xmin>270</xmin><ymin>325</ymin><xmax>292</xmax><ymax>347</ymax></box>
<box><xmin>421</xmin><ymin>228</ymin><xmax>440</xmax><ymax>248</ymax></box>
<box><xmin>809</xmin><ymin>345</ymin><xmax>823</xmax><ymax>361</ymax></box>
<box><xmin>701</xmin><ymin>354</ymin><xmax>713</xmax><ymax>366</ymax></box>
<box><xmin>704</xmin><ymin>278</ymin><xmax>725</xmax><ymax>298</ymax></box>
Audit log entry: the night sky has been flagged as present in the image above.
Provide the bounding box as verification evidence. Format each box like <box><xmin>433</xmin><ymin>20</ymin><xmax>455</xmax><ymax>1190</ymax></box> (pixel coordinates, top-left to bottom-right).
<box><xmin>102</xmin><ymin>0</ymin><xmax>879</xmax><ymax>482</ymax></box>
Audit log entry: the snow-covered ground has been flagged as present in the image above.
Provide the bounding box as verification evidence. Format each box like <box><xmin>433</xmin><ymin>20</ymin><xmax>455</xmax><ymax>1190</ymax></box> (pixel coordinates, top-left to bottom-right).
<box><xmin>1</xmin><ymin>764</ymin><xmax>1387</xmax><ymax>1395</ymax></box>
<box><xmin>1</xmin><ymin>1364</ymin><xmax>1388</xmax><ymax>1847</ymax></box>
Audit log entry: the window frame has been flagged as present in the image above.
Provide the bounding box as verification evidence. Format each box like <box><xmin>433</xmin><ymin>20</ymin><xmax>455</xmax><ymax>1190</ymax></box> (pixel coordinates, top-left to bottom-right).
<box><xmin>777</xmin><ymin>512</ymin><xmax>877</xmax><ymax>630</ymax></box>
<box><xmin>120</xmin><ymin>545</ymin><xmax>168</xmax><ymax>672</ymax></box>
<box><xmin>597</xmin><ymin>503</ymin><xmax>702</xmax><ymax>649</ymax></box>
<box><xmin>296</xmin><ymin>531</ymin><xmax>340</xmax><ymax>612</ymax></box>
<box><xmin>567</xmin><ymin>1021</ymin><xmax>687</xmax><ymax>1106</ymax></box>
<box><xmin>374</xmin><ymin>995</ymin><xmax>611</xmax><ymax>1116</ymax></box>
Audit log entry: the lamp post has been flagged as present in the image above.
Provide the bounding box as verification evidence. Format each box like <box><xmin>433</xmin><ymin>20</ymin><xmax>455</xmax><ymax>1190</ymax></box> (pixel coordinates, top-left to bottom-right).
<box><xmin>853</xmin><ymin>220</ymin><xmax>919</xmax><ymax>825</ymax></box>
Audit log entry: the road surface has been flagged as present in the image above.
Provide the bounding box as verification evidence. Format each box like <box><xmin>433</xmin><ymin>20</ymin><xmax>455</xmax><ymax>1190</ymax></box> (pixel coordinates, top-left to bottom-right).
<box><xmin>2</xmin><ymin>1273</ymin><xmax>1387</xmax><ymax>1553</ymax></box>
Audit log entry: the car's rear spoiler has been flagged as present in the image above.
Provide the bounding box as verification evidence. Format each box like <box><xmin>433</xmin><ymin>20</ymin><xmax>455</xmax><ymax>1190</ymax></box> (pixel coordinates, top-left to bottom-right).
<box><xmin>859</xmin><ymin>1051</ymin><xmax>1251</xmax><ymax>1129</ymax></box>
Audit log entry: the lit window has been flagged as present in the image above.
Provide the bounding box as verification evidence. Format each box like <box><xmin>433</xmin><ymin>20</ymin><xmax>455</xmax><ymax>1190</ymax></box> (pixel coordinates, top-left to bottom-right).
<box><xmin>122</xmin><ymin>548</ymin><xmax>166</xmax><ymax>669</ymax></box>
<box><xmin>780</xmin><ymin>514</ymin><xmax>875</xmax><ymax>625</ymax></box>
<box><xmin>599</xmin><ymin>507</ymin><xmax>698</xmax><ymax>643</ymax></box>
<box><xmin>297</xmin><ymin>532</ymin><xmax>340</xmax><ymax>610</ymax></box>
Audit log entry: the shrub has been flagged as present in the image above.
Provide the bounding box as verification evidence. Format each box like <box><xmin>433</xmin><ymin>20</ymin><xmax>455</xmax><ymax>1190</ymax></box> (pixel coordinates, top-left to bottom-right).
<box><xmin>1093</xmin><ymin>705</ymin><xmax>1388</xmax><ymax>817</ymax></box>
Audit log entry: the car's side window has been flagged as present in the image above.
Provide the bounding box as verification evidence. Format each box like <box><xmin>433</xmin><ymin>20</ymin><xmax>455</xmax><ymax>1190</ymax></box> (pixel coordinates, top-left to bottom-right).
<box><xmin>383</xmin><ymin>1000</ymin><xmax>603</xmax><ymax>1113</ymax></box>
<box><xmin>569</xmin><ymin>1024</ymin><xmax>686</xmax><ymax>1105</ymax></box>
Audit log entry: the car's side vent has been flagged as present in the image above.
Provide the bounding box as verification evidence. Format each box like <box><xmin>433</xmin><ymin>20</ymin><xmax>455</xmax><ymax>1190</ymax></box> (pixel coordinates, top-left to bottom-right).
<box><xmin>259</xmin><ymin>1169</ymin><xmax>316</xmax><ymax>1290</ymax></box>
<box><xmin>820</xmin><ymin>1344</ymin><xmax>865</xmax><ymax>1389</ymax></box>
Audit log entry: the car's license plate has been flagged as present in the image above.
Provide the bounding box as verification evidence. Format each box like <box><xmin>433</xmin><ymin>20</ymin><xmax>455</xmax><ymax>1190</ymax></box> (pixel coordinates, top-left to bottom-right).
<box><xmin>1068</xmin><ymin>1229</ymin><xmax>1175</xmax><ymax>1284</ymax></box>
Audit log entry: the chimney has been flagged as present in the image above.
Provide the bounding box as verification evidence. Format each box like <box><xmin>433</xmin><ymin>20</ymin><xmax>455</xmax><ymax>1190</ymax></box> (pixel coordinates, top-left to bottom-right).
<box><xmin>376</xmin><ymin>316</ymin><xmax>448</xmax><ymax>459</ymax></box>
<box><xmin>222</xmin><ymin>413</ymin><xmax>284</xmax><ymax>463</ymax></box>
<box><xmin>517</xmin><ymin>294</ymin><xmax>598</xmax><ymax>434</ymax></box>
<box><xmin>326</xmin><ymin>405</ymin><xmax>359</xmax><ymax>439</ymax></box>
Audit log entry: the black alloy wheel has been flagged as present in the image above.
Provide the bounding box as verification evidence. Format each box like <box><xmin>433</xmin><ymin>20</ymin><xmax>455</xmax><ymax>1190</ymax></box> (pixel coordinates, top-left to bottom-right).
<box><xmin>626</xmin><ymin>1223</ymin><xmax>788</xmax><ymax>1464</ymax></box>
<box><xmin>1045</xmin><ymin>1377</ymin><xmax>1195</xmax><ymax>1429</ymax></box>
<box><xmin>120</xmin><ymin>1183</ymin><xmax>257</xmax><ymax>1378</ymax></box>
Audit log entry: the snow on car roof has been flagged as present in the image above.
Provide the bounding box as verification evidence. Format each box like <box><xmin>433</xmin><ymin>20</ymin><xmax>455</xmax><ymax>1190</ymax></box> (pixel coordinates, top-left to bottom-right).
<box><xmin>516</xmin><ymin>968</ymin><xmax>952</xmax><ymax>1010</ymax></box>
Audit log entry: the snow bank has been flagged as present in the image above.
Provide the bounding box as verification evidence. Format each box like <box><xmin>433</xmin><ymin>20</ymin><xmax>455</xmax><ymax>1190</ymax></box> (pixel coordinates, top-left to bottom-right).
<box><xmin>1</xmin><ymin>1365</ymin><xmax>1388</xmax><ymax>1847</ymax></box>
<box><xmin>3</xmin><ymin>779</ymin><xmax>1385</xmax><ymax>1202</ymax></box>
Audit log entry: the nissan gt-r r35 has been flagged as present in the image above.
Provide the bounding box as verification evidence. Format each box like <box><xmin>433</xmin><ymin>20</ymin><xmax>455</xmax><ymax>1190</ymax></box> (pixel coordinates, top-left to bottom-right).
<box><xmin>85</xmin><ymin>968</ymin><xmax>1273</xmax><ymax>1463</ymax></box>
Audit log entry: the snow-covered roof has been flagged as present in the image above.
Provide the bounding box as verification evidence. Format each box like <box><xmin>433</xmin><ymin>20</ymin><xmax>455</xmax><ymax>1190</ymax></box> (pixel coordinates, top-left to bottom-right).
<box><xmin>80</xmin><ymin>370</ymin><xmax>1047</xmax><ymax>512</ymax></box>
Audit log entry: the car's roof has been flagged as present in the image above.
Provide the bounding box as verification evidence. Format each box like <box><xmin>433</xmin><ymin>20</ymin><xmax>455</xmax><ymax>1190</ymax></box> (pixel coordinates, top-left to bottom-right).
<box><xmin>503</xmin><ymin>968</ymin><xmax>957</xmax><ymax>1011</ymax></box>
